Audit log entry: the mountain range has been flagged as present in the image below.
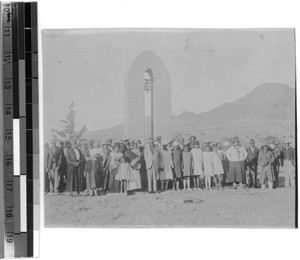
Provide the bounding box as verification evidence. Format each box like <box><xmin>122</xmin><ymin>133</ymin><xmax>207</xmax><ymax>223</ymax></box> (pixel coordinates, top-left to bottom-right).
<box><xmin>85</xmin><ymin>83</ymin><xmax>295</xmax><ymax>146</ymax></box>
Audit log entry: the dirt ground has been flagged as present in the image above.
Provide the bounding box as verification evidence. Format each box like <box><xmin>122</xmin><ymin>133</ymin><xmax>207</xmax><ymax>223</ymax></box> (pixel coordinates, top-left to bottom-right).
<box><xmin>44</xmin><ymin>184</ymin><xmax>296</xmax><ymax>228</ymax></box>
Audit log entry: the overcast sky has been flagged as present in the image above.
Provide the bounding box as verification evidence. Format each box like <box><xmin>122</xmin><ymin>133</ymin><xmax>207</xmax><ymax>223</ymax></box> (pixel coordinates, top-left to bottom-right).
<box><xmin>42</xmin><ymin>29</ymin><xmax>295</xmax><ymax>142</ymax></box>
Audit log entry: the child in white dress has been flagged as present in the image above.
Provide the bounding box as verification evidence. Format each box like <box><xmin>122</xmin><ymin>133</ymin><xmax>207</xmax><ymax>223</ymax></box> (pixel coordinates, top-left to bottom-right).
<box><xmin>191</xmin><ymin>140</ymin><xmax>204</xmax><ymax>190</ymax></box>
<box><xmin>203</xmin><ymin>145</ymin><xmax>214</xmax><ymax>189</ymax></box>
<box><xmin>117</xmin><ymin>156</ymin><xmax>130</xmax><ymax>194</ymax></box>
<box><xmin>212</xmin><ymin>144</ymin><xmax>224</xmax><ymax>188</ymax></box>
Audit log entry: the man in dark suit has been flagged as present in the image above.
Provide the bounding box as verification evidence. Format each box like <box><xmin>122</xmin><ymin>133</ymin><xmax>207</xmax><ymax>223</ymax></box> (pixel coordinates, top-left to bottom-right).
<box><xmin>102</xmin><ymin>141</ymin><xmax>112</xmax><ymax>191</ymax></box>
<box><xmin>246</xmin><ymin>139</ymin><xmax>260</xmax><ymax>188</ymax></box>
<box><xmin>46</xmin><ymin>139</ymin><xmax>60</xmax><ymax>194</ymax></box>
<box><xmin>57</xmin><ymin>141</ymin><xmax>67</xmax><ymax>192</ymax></box>
<box><xmin>66</xmin><ymin>140</ymin><xmax>81</xmax><ymax>196</ymax></box>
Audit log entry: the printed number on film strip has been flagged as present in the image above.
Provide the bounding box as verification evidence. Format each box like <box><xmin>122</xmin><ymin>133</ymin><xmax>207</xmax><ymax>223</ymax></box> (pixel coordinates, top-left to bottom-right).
<box><xmin>1</xmin><ymin>2</ymin><xmax>39</xmax><ymax>258</ymax></box>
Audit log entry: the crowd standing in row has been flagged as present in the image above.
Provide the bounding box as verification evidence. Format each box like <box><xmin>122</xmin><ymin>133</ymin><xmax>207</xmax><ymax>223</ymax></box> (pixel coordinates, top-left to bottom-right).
<box><xmin>44</xmin><ymin>136</ymin><xmax>296</xmax><ymax>196</ymax></box>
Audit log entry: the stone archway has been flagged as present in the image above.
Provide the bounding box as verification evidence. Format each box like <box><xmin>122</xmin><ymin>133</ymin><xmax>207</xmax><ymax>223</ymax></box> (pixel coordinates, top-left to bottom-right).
<box><xmin>124</xmin><ymin>50</ymin><xmax>171</xmax><ymax>141</ymax></box>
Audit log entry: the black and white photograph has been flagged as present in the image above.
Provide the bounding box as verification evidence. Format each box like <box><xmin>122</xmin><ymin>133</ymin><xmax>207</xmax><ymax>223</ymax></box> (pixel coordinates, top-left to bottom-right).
<box><xmin>42</xmin><ymin>28</ymin><xmax>296</xmax><ymax>228</ymax></box>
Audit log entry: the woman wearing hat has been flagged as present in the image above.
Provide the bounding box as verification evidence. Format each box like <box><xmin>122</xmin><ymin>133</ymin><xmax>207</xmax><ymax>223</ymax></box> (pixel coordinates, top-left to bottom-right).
<box><xmin>82</xmin><ymin>141</ymin><xmax>96</xmax><ymax>196</ymax></box>
<box><xmin>172</xmin><ymin>141</ymin><xmax>183</xmax><ymax>191</ymax></box>
<box><xmin>76</xmin><ymin>141</ymin><xmax>86</xmax><ymax>193</ymax></box>
<box><xmin>189</xmin><ymin>136</ymin><xmax>197</xmax><ymax>150</ymax></box>
<box><xmin>93</xmin><ymin>140</ymin><xmax>104</xmax><ymax>190</ymax></box>
<box><xmin>258</xmin><ymin>145</ymin><xmax>275</xmax><ymax>189</ymax></box>
<box><xmin>220</xmin><ymin>142</ymin><xmax>230</xmax><ymax>186</ymax></box>
<box><xmin>108</xmin><ymin>143</ymin><xmax>123</xmax><ymax>193</ymax></box>
<box><xmin>87</xmin><ymin>140</ymin><xmax>99</xmax><ymax>196</ymax></box>
<box><xmin>226</xmin><ymin>138</ymin><xmax>248</xmax><ymax>189</ymax></box>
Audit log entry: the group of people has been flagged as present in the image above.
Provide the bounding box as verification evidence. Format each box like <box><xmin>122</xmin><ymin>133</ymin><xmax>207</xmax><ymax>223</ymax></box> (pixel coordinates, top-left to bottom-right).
<box><xmin>44</xmin><ymin>135</ymin><xmax>296</xmax><ymax>196</ymax></box>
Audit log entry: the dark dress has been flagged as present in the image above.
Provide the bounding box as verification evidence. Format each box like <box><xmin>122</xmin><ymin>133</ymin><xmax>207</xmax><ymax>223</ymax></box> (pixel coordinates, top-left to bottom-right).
<box><xmin>227</xmin><ymin>161</ymin><xmax>246</xmax><ymax>184</ymax></box>
<box><xmin>66</xmin><ymin>148</ymin><xmax>79</xmax><ymax>193</ymax></box>
<box><xmin>139</xmin><ymin>148</ymin><xmax>148</xmax><ymax>190</ymax></box>
<box><xmin>77</xmin><ymin>149</ymin><xmax>86</xmax><ymax>192</ymax></box>
<box><xmin>57</xmin><ymin>147</ymin><xmax>67</xmax><ymax>192</ymax></box>
<box><xmin>95</xmin><ymin>155</ymin><xmax>104</xmax><ymax>189</ymax></box>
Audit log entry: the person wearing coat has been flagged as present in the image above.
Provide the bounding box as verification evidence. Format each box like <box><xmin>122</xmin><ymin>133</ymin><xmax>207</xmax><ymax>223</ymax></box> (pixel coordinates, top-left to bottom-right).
<box><xmin>46</xmin><ymin>140</ymin><xmax>60</xmax><ymax>194</ymax></box>
<box><xmin>144</xmin><ymin>138</ymin><xmax>161</xmax><ymax>193</ymax></box>
<box><xmin>172</xmin><ymin>142</ymin><xmax>182</xmax><ymax>191</ymax></box>
<box><xmin>160</xmin><ymin>142</ymin><xmax>174</xmax><ymax>191</ymax></box>
<box><xmin>76</xmin><ymin>142</ymin><xmax>86</xmax><ymax>192</ymax></box>
<box><xmin>226</xmin><ymin>138</ymin><xmax>248</xmax><ymax>189</ymax></box>
<box><xmin>94</xmin><ymin>140</ymin><xmax>104</xmax><ymax>190</ymax></box>
<box><xmin>246</xmin><ymin>139</ymin><xmax>260</xmax><ymax>188</ymax></box>
<box><xmin>281</xmin><ymin>140</ymin><xmax>295</xmax><ymax>187</ymax></box>
<box><xmin>102</xmin><ymin>142</ymin><xmax>111</xmax><ymax>191</ymax></box>
<box><xmin>81</xmin><ymin>140</ymin><xmax>96</xmax><ymax>196</ymax></box>
<box><xmin>57</xmin><ymin>141</ymin><xmax>68</xmax><ymax>192</ymax></box>
<box><xmin>272</xmin><ymin>141</ymin><xmax>283</xmax><ymax>188</ymax></box>
<box><xmin>66</xmin><ymin>141</ymin><xmax>81</xmax><ymax>196</ymax></box>
<box><xmin>258</xmin><ymin>145</ymin><xmax>275</xmax><ymax>189</ymax></box>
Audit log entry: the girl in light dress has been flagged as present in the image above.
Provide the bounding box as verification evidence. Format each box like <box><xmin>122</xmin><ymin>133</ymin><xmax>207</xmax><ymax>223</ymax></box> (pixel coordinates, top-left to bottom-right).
<box><xmin>117</xmin><ymin>156</ymin><xmax>130</xmax><ymax>194</ymax></box>
<box><xmin>191</xmin><ymin>140</ymin><xmax>204</xmax><ymax>190</ymax></box>
<box><xmin>212</xmin><ymin>143</ymin><xmax>224</xmax><ymax>188</ymax></box>
<box><xmin>203</xmin><ymin>144</ymin><xmax>214</xmax><ymax>189</ymax></box>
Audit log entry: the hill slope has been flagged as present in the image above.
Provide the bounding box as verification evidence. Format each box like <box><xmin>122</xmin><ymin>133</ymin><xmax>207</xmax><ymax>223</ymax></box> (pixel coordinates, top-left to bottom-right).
<box><xmin>85</xmin><ymin>83</ymin><xmax>295</xmax><ymax>146</ymax></box>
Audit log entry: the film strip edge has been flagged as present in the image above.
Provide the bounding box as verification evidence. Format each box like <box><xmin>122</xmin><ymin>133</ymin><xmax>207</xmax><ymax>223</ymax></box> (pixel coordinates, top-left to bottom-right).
<box><xmin>2</xmin><ymin>1</ymin><xmax>15</xmax><ymax>258</ymax></box>
<box><xmin>1</xmin><ymin>2</ymin><xmax>39</xmax><ymax>258</ymax></box>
